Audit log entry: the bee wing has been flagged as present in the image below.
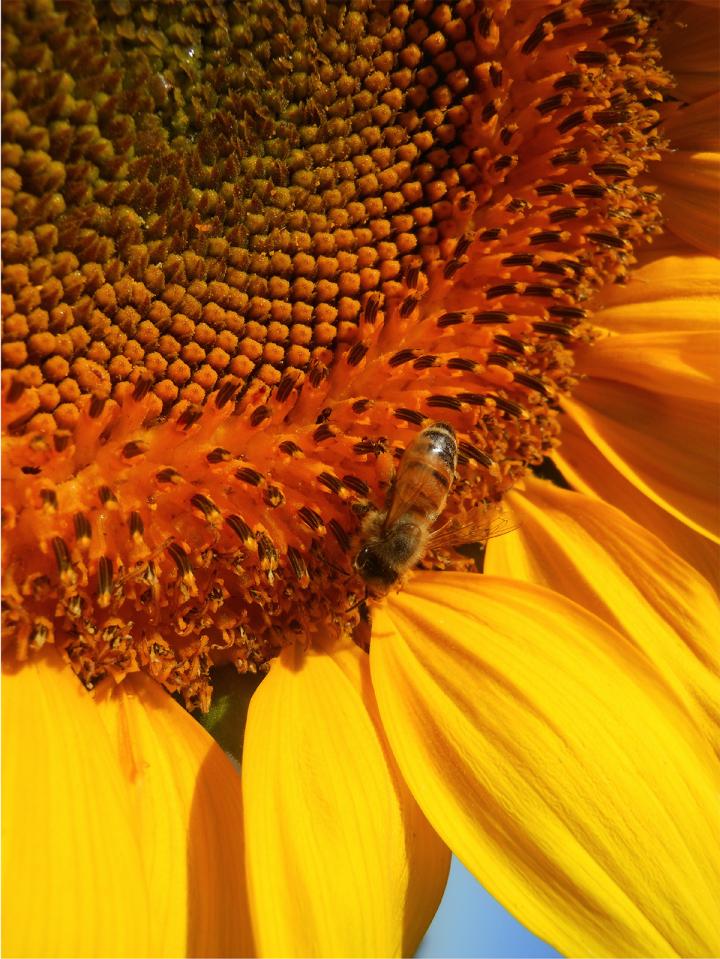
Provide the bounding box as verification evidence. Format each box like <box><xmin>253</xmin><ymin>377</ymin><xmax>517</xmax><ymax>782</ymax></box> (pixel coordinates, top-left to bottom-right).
<box><xmin>426</xmin><ymin>508</ymin><xmax>518</xmax><ymax>551</ymax></box>
<box><xmin>384</xmin><ymin>467</ymin><xmax>445</xmax><ymax>529</ymax></box>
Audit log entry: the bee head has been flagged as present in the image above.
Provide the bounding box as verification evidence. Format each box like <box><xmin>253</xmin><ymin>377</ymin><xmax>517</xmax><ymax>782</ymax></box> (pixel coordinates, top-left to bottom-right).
<box><xmin>354</xmin><ymin>543</ymin><xmax>399</xmax><ymax>589</ymax></box>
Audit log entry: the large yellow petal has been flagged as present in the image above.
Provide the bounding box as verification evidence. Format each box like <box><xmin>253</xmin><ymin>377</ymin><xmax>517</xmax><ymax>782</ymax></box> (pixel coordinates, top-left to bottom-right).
<box><xmin>2</xmin><ymin>649</ymin><xmax>153</xmax><ymax>958</ymax></box>
<box><xmin>94</xmin><ymin>672</ymin><xmax>254</xmax><ymax>958</ymax></box>
<box><xmin>485</xmin><ymin>476</ymin><xmax>720</xmax><ymax>752</ymax></box>
<box><xmin>654</xmin><ymin>150</ymin><xmax>720</xmax><ymax>256</ymax></box>
<box><xmin>371</xmin><ymin>573</ymin><xmax>720</xmax><ymax>957</ymax></box>
<box><xmin>563</xmin><ymin>378</ymin><xmax>719</xmax><ymax>541</ymax></box>
<box><xmin>242</xmin><ymin>639</ymin><xmax>449</xmax><ymax>958</ymax></box>
<box><xmin>588</xmin><ymin>239</ymin><xmax>720</xmax><ymax>334</ymax></box>
<box><xmin>573</xmin><ymin>330</ymin><xmax>720</xmax><ymax>404</ymax></box>
<box><xmin>659</xmin><ymin>3</ymin><xmax>719</xmax><ymax>103</ymax></box>
<box><xmin>550</xmin><ymin>420</ymin><xmax>720</xmax><ymax>587</ymax></box>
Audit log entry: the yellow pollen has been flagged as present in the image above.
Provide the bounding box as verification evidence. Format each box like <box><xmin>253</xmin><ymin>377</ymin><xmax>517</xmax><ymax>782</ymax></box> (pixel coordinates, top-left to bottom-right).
<box><xmin>2</xmin><ymin>0</ymin><xmax>669</xmax><ymax>709</ymax></box>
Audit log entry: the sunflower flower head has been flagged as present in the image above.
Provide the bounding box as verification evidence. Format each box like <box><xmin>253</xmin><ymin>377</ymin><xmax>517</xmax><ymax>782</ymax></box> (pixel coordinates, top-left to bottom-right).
<box><xmin>2</xmin><ymin>0</ymin><xmax>670</xmax><ymax>710</ymax></box>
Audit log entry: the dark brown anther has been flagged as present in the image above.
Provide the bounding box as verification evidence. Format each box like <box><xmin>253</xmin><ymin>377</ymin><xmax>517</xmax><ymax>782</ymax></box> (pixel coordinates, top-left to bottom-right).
<box><xmin>313</xmin><ymin>423</ymin><xmax>336</xmax><ymax>443</ymax></box>
<box><xmin>592</xmin><ymin>161</ymin><xmax>631</xmax><ymax>178</ymax></box>
<box><xmin>554</xmin><ymin>74</ymin><xmax>581</xmax><ymax>92</ymax></box>
<box><xmin>6</xmin><ymin>379</ymin><xmax>26</xmax><ymax>403</ymax></box>
<box><xmin>537</xmin><ymin>93</ymin><xmax>565</xmax><ymax>116</ymax></box>
<box><xmin>514</xmin><ymin>372</ymin><xmax>551</xmax><ymax>397</ymax></box>
<box><xmin>524</xmin><ymin>284</ymin><xmax>555</xmax><ymax>298</ymax></box>
<box><xmin>479</xmin><ymin>228</ymin><xmax>502</xmax><ymax>241</ymax></box>
<box><xmin>342</xmin><ymin>475</ymin><xmax>370</xmax><ymax>497</ymax></box>
<box><xmin>250</xmin><ymin>405</ymin><xmax>271</xmax><ymax>427</ymax></box>
<box><xmin>406</xmin><ymin>265</ymin><xmax>421</xmax><ymax>289</ymax></box>
<box><xmin>287</xmin><ymin>546</ymin><xmax>309</xmax><ymax>584</ymax></box>
<box><xmin>489</xmin><ymin>64</ymin><xmax>503</xmax><ymax>87</ymax></box>
<box><xmin>178</xmin><ymin>406</ymin><xmax>203</xmax><ymax>429</ymax></box>
<box><xmin>263</xmin><ymin>485</ymin><xmax>285</xmax><ymax>509</ymax></box>
<box><xmin>481</xmin><ymin>99</ymin><xmax>498</xmax><ymax>122</ymax></box>
<box><xmin>413</xmin><ymin>355</ymin><xmax>437</xmax><ymax>370</ymax></box>
<box><xmin>573</xmin><ymin>183</ymin><xmax>606</xmax><ymax>198</ymax></box>
<box><xmin>556</xmin><ymin>109</ymin><xmax>585</xmax><ymax>134</ymax></box>
<box><xmin>580</xmin><ymin>0</ymin><xmax>618</xmax><ymax>15</ymax></box>
<box><xmin>446</xmin><ymin>357</ymin><xmax>477</xmax><ymax>372</ymax></box>
<box><xmin>388</xmin><ymin>349</ymin><xmax>418</xmax><ymax>367</ymax></box>
<box><xmin>457</xmin><ymin>441</ymin><xmax>495</xmax><ymax>469</ymax></box>
<box><xmin>122</xmin><ymin>440</ymin><xmax>149</xmax><ymax>459</ymax></box>
<box><xmin>486</xmin><ymin>284</ymin><xmax>518</xmax><ymax>299</ymax></box>
<box><xmin>191</xmin><ymin>493</ymin><xmax>220</xmax><ymax>520</ymax></box>
<box><xmin>156</xmin><ymin>467</ymin><xmax>182</xmax><ymax>484</ymax></box>
<box><xmin>227</xmin><ymin>514</ymin><xmax>254</xmax><ymax>545</ymax></box>
<box><xmin>549</xmin><ymin>207</ymin><xmax>581</xmax><ymax>222</ymax></box>
<box><xmin>279</xmin><ymin>440</ymin><xmax>303</xmax><ymax>457</ymax></box>
<box><xmin>552</xmin><ymin>149</ymin><xmax>582</xmax><ymax>167</ymax></box>
<box><xmin>89</xmin><ymin>395</ymin><xmax>106</xmax><ymax>418</ymax></box>
<box><xmin>443</xmin><ymin>258</ymin><xmax>465</xmax><ymax>280</ymax></box>
<box><xmin>502</xmin><ymin>254</ymin><xmax>534</xmax><ymax>267</ymax></box>
<box><xmin>41</xmin><ymin>489</ymin><xmax>58</xmax><ymax>511</ymax></box>
<box><xmin>456</xmin><ymin>236</ymin><xmax>472</xmax><ymax>257</ymax></box>
<box><xmin>298</xmin><ymin>506</ymin><xmax>324</xmax><ymax>532</ymax></box>
<box><xmin>394</xmin><ymin>407</ymin><xmax>426</xmax><ymax>426</ymax></box>
<box><xmin>536</xmin><ymin>183</ymin><xmax>565</xmax><ymax>196</ymax></box>
<box><xmin>256</xmin><ymin>532</ymin><xmax>279</xmax><ymax>570</ymax></box>
<box><xmin>167</xmin><ymin>542</ymin><xmax>193</xmax><ymax>578</ymax></box>
<box><xmin>276</xmin><ymin>374</ymin><xmax>297</xmax><ymax>404</ymax></box>
<box><xmin>364</xmin><ymin>293</ymin><xmax>382</xmax><ymax>323</ymax></box>
<box><xmin>52</xmin><ymin>536</ymin><xmax>71</xmax><ymax>574</ymax></box>
<box><xmin>317</xmin><ymin>472</ymin><xmax>343</xmax><ymax>495</ymax></box>
<box><xmin>586</xmin><ymin>231</ymin><xmax>627</xmax><ymax>250</ymax></box>
<box><xmin>207</xmin><ymin>447</ymin><xmax>231</xmax><ymax>463</ymax></box>
<box><xmin>487</xmin><ymin>353</ymin><xmax>515</xmax><ymax>368</ymax></box>
<box><xmin>532</xmin><ymin>321</ymin><xmax>574</xmax><ymax>337</ymax></box>
<box><xmin>328</xmin><ymin>518</ymin><xmax>351</xmax><ymax>553</ymax></box>
<box><xmin>129</xmin><ymin>511</ymin><xmax>144</xmax><ymax>537</ymax></box>
<box><xmin>530</xmin><ymin>231</ymin><xmax>563</xmax><ymax>245</ymax></box>
<box><xmin>53</xmin><ymin>432</ymin><xmax>72</xmax><ymax>452</ymax></box>
<box><xmin>493</xmin><ymin>155</ymin><xmax>514</xmax><ymax>172</ymax></box>
<box><xmin>236</xmin><ymin>466</ymin><xmax>264</xmax><ymax>486</ymax></box>
<box><xmin>346</xmin><ymin>342</ymin><xmax>368</xmax><ymax>367</ymax></box>
<box><xmin>549</xmin><ymin>305</ymin><xmax>586</xmax><ymax>319</ymax></box>
<box><xmin>351</xmin><ymin>399</ymin><xmax>372</xmax><ymax>414</ymax></box>
<box><xmin>97</xmin><ymin>556</ymin><xmax>113</xmax><ymax>606</ymax></box>
<box><xmin>74</xmin><ymin>512</ymin><xmax>92</xmax><ymax>543</ymax></box>
<box><xmin>98</xmin><ymin>485</ymin><xmax>118</xmax><ymax>504</ymax></box>
<box><xmin>493</xmin><ymin>396</ymin><xmax>527</xmax><ymax>417</ymax></box>
<box><xmin>399</xmin><ymin>295</ymin><xmax>418</xmax><ymax>318</ymax></box>
<box><xmin>426</xmin><ymin>395</ymin><xmax>462</xmax><ymax>411</ymax></box>
<box><xmin>494</xmin><ymin>335</ymin><xmax>527</xmax><ymax>354</ymax></box>
<box><xmin>132</xmin><ymin>377</ymin><xmax>153</xmax><ymax>401</ymax></box>
<box><xmin>457</xmin><ymin>392</ymin><xmax>489</xmax><ymax>407</ymax></box>
<box><xmin>308</xmin><ymin>363</ymin><xmax>328</xmax><ymax>387</ymax></box>
<box><xmin>574</xmin><ymin>50</ymin><xmax>609</xmax><ymax>66</ymax></box>
<box><xmin>474</xmin><ymin>311</ymin><xmax>510</xmax><ymax>325</ymax></box>
<box><xmin>215</xmin><ymin>379</ymin><xmax>239</xmax><ymax>409</ymax></box>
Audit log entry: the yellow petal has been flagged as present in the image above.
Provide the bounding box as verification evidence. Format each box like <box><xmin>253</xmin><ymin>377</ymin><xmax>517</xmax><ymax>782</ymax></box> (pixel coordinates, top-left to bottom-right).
<box><xmin>663</xmin><ymin>92</ymin><xmax>720</xmax><ymax>152</ymax></box>
<box><xmin>654</xmin><ymin>150</ymin><xmax>720</xmax><ymax>255</ymax></box>
<box><xmin>242</xmin><ymin>639</ymin><xmax>449</xmax><ymax>958</ymax></box>
<box><xmin>550</xmin><ymin>420</ymin><xmax>720</xmax><ymax>587</ymax></box>
<box><xmin>485</xmin><ymin>476</ymin><xmax>720</xmax><ymax>752</ymax></box>
<box><xmin>563</xmin><ymin>376</ymin><xmax>719</xmax><ymax>541</ymax></box>
<box><xmin>659</xmin><ymin>3</ymin><xmax>719</xmax><ymax>103</ymax></box>
<box><xmin>2</xmin><ymin>649</ymin><xmax>152</xmax><ymax>958</ymax></box>
<box><xmin>588</xmin><ymin>239</ymin><xmax>720</xmax><ymax>334</ymax></box>
<box><xmin>94</xmin><ymin>671</ymin><xmax>254</xmax><ymax>958</ymax></box>
<box><xmin>573</xmin><ymin>330</ymin><xmax>720</xmax><ymax>404</ymax></box>
<box><xmin>371</xmin><ymin>573</ymin><xmax>720</xmax><ymax>957</ymax></box>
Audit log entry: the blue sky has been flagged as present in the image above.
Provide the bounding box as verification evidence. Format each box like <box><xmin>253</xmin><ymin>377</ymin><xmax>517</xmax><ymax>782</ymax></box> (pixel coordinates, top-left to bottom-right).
<box><xmin>418</xmin><ymin>857</ymin><xmax>561</xmax><ymax>958</ymax></box>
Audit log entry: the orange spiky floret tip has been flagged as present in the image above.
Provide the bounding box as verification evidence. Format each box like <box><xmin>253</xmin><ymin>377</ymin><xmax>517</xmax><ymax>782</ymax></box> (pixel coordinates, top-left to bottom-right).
<box><xmin>2</xmin><ymin>0</ymin><xmax>669</xmax><ymax>709</ymax></box>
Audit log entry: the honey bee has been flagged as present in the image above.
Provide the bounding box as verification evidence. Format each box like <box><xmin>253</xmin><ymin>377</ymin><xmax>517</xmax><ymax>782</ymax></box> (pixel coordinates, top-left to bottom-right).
<box><xmin>354</xmin><ymin>421</ymin><xmax>512</xmax><ymax>598</ymax></box>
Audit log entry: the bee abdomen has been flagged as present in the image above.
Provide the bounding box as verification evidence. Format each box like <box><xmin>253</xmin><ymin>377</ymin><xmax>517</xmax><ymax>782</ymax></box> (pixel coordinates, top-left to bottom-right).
<box><xmin>420</xmin><ymin>422</ymin><xmax>458</xmax><ymax>473</ymax></box>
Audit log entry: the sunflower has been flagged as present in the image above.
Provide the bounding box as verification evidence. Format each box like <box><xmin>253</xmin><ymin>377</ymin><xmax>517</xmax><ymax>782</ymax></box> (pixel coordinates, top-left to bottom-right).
<box><xmin>2</xmin><ymin>1</ymin><xmax>719</xmax><ymax>957</ymax></box>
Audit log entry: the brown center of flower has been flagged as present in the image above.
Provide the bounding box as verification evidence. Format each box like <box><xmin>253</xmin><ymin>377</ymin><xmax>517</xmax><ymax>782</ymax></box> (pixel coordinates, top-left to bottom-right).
<box><xmin>2</xmin><ymin>0</ymin><xmax>668</xmax><ymax>709</ymax></box>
